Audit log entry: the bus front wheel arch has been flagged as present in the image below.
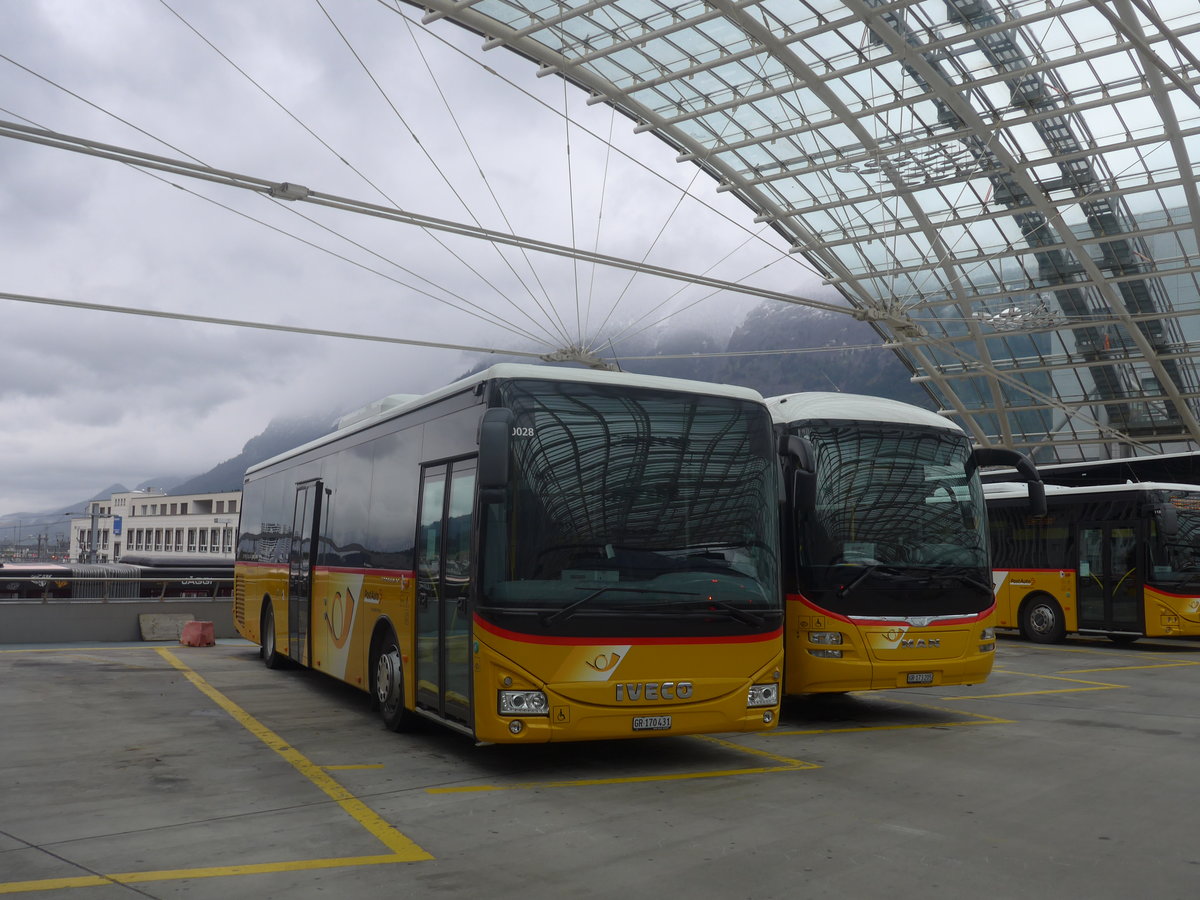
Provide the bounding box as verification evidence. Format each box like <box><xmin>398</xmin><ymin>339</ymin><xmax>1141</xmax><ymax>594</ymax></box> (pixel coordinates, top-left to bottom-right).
<box><xmin>370</xmin><ymin>625</ymin><xmax>416</xmax><ymax>732</ymax></box>
<box><xmin>260</xmin><ymin>598</ymin><xmax>285</xmax><ymax>669</ymax></box>
<box><xmin>1020</xmin><ymin>594</ymin><xmax>1066</xmax><ymax>644</ymax></box>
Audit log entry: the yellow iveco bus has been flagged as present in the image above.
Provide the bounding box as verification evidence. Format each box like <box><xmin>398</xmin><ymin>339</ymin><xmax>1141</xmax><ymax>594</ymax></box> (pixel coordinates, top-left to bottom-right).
<box><xmin>234</xmin><ymin>364</ymin><xmax>783</xmax><ymax>743</ymax></box>
<box><xmin>986</xmin><ymin>481</ymin><xmax>1200</xmax><ymax>643</ymax></box>
<box><xmin>768</xmin><ymin>392</ymin><xmax>1043</xmax><ymax>695</ymax></box>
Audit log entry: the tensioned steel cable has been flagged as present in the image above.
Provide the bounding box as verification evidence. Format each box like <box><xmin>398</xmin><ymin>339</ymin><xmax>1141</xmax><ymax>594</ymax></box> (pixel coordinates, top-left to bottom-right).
<box><xmin>563</xmin><ymin>78</ymin><xmax>583</xmax><ymax>346</ymax></box>
<box><xmin>157</xmin><ymin>0</ymin><xmax>568</xmax><ymax>349</ymax></box>
<box><xmin>0</xmin><ymin>57</ymin><xmax>555</xmax><ymax>348</ymax></box>
<box><xmin>593</xmin><ymin>39</ymin><xmax>796</xmax><ymax>355</ymax></box>
<box><xmin>0</xmin><ymin>118</ymin><xmax>849</xmax><ymax>315</ymax></box>
<box><xmin>139</xmin><ymin>168</ymin><xmax>570</xmax><ymax>343</ymax></box>
<box><xmin>610</xmin><ymin>231</ymin><xmax>802</xmax><ymax>343</ymax></box>
<box><xmin>0</xmin><ymin>290</ymin><xmax>545</xmax><ymax>359</ymax></box>
<box><xmin>394</xmin><ymin>7</ymin><xmax>574</xmax><ymax>345</ymax></box>
<box><xmin>593</xmin><ymin>166</ymin><xmax>710</xmax><ymax>352</ymax></box>
<box><xmin>375</xmin><ymin>0</ymin><xmax>825</xmax><ymax>282</ymax></box>
<box><xmin>318</xmin><ymin>0</ymin><xmax>574</xmax><ymax>349</ymax></box>
<box><xmin>1</xmin><ymin>289</ymin><xmax>890</xmax><ymax>364</ymax></box>
<box><xmin>584</xmin><ymin>105</ymin><xmax>618</xmax><ymax>340</ymax></box>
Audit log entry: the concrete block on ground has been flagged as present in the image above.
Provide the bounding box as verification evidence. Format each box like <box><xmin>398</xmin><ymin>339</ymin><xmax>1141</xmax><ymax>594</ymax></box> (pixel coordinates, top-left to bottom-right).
<box><xmin>139</xmin><ymin>612</ymin><xmax>195</xmax><ymax>641</ymax></box>
<box><xmin>179</xmin><ymin>620</ymin><xmax>216</xmax><ymax>647</ymax></box>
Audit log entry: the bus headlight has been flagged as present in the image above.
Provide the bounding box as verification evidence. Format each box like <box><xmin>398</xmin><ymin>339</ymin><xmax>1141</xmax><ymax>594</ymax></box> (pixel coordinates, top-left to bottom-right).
<box><xmin>498</xmin><ymin>690</ymin><xmax>549</xmax><ymax>716</ymax></box>
<box><xmin>808</xmin><ymin>649</ymin><xmax>844</xmax><ymax>658</ymax></box>
<box><xmin>809</xmin><ymin>631</ymin><xmax>843</xmax><ymax>645</ymax></box>
<box><xmin>980</xmin><ymin>627</ymin><xmax>996</xmax><ymax>652</ymax></box>
<box><xmin>981</xmin><ymin>627</ymin><xmax>995</xmax><ymax>640</ymax></box>
<box><xmin>747</xmin><ymin>683</ymin><xmax>779</xmax><ymax>707</ymax></box>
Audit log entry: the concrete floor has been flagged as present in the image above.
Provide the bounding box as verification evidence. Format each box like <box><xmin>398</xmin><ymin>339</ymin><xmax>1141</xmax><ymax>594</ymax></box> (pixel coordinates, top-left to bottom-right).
<box><xmin>1</xmin><ymin>635</ymin><xmax>1197</xmax><ymax>899</ymax></box>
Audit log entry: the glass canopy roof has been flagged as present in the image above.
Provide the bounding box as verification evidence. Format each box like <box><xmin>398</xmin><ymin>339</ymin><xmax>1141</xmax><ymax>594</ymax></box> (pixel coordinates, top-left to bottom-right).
<box><xmin>397</xmin><ymin>0</ymin><xmax>1200</xmax><ymax>464</ymax></box>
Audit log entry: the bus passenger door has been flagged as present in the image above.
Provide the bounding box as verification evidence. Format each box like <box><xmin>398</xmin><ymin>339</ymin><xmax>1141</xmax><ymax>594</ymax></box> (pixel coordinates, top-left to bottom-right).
<box><xmin>415</xmin><ymin>461</ymin><xmax>477</xmax><ymax>727</ymax></box>
<box><xmin>287</xmin><ymin>480</ymin><xmax>323</xmax><ymax>666</ymax></box>
<box><xmin>1077</xmin><ymin>523</ymin><xmax>1143</xmax><ymax>634</ymax></box>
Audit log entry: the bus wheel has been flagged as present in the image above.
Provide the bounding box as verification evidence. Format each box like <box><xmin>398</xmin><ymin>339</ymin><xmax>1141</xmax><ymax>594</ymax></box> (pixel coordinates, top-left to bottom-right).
<box><xmin>1020</xmin><ymin>595</ymin><xmax>1066</xmax><ymax>644</ymax></box>
<box><xmin>372</xmin><ymin>632</ymin><xmax>415</xmax><ymax>732</ymax></box>
<box><xmin>261</xmin><ymin>602</ymin><xmax>284</xmax><ymax>669</ymax></box>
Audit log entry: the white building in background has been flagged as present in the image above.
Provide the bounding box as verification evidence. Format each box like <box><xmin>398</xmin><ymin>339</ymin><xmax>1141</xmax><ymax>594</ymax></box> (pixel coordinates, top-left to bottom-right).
<box><xmin>68</xmin><ymin>488</ymin><xmax>241</xmax><ymax>564</ymax></box>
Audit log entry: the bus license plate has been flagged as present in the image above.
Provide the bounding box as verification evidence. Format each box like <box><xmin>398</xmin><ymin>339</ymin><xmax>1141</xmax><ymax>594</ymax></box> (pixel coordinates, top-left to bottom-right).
<box><xmin>907</xmin><ymin>672</ymin><xmax>934</xmax><ymax>685</ymax></box>
<box><xmin>633</xmin><ymin>715</ymin><xmax>672</xmax><ymax>731</ymax></box>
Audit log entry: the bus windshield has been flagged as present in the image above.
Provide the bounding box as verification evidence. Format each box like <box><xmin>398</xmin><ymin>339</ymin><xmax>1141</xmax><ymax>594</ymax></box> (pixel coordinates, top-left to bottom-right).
<box><xmin>796</xmin><ymin>422</ymin><xmax>989</xmax><ymax>610</ymax></box>
<box><xmin>479</xmin><ymin>379</ymin><xmax>780</xmax><ymax>637</ymax></box>
<box><xmin>1147</xmin><ymin>491</ymin><xmax>1200</xmax><ymax>587</ymax></box>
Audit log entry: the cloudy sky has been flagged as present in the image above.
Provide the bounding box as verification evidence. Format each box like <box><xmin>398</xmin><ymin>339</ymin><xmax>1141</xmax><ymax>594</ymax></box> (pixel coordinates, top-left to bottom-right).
<box><xmin>0</xmin><ymin>0</ymin><xmax>824</xmax><ymax>516</ymax></box>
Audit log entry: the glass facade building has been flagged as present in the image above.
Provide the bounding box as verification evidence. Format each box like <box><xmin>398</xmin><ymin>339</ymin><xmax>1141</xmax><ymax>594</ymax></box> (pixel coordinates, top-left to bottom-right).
<box><xmin>400</xmin><ymin>0</ymin><xmax>1200</xmax><ymax>462</ymax></box>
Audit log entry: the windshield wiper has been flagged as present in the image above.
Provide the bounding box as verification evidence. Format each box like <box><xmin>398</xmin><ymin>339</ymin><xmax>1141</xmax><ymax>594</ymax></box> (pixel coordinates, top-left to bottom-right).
<box><xmin>540</xmin><ymin>587</ymin><xmax>771</xmax><ymax>627</ymax></box>
<box><xmin>932</xmin><ymin>569</ymin><xmax>994</xmax><ymax>594</ymax></box>
<box><xmin>836</xmin><ymin>564</ymin><xmax>910</xmax><ymax>599</ymax></box>
<box><xmin>540</xmin><ymin>586</ymin><xmax>677</xmax><ymax>626</ymax></box>
<box><xmin>1164</xmin><ymin>570</ymin><xmax>1200</xmax><ymax>589</ymax></box>
<box><xmin>694</xmin><ymin>599</ymin><xmax>766</xmax><ymax>627</ymax></box>
<box><xmin>621</xmin><ymin>595</ymin><xmax>771</xmax><ymax>628</ymax></box>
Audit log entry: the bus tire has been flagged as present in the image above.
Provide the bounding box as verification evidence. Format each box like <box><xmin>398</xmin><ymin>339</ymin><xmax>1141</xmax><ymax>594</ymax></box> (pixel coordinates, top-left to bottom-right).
<box><xmin>1020</xmin><ymin>594</ymin><xmax>1066</xmax><ymax>644</ymax></box>
<box><xmin>372</xmin><ymin>629</ymin><xmax>415</xmax><ymax>732</ymax></box>
<box><xmin>261</xmin><ymin>601</ymin><xmax>285</xmax><ymax>669</ymax></box>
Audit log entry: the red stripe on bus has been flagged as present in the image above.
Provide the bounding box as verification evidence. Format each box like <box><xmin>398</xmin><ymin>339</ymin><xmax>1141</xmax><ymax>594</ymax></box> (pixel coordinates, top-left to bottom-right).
<box><xmin>996</xmin><ymin>568</ymin><xmax>1077</xmax><ymax>574</ymax></box>
<box><xmin>1147</xmin><ymin>586</ymin><xmax>1200</xmax><ymax>600</ymax></box>
<box><xmin>235</xmin><ymin>561</ymin><xmax>416</xmax><ymax>579</ymax></box>
<box><xmin>785</xmin><ymin>593</ymin><xmax>995</xmax><ymax>627</ymax></box>
<box><xmin>474</xmin><ymin>614</ymin><xmax>782</xmax><ymax>646</ymax></box>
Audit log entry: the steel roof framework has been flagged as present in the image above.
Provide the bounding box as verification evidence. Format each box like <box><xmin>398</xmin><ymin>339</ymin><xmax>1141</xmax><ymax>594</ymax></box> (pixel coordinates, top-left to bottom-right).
<box><xmin>395</xmin><ymin>0</ymin><xmax>1200</xmax><ymax>463</ymax></box>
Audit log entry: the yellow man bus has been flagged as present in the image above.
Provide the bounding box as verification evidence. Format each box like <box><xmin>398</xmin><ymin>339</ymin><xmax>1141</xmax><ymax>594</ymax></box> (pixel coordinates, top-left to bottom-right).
<box><xmin>768</xmin><ymin>392</ymin><xmax>1042</xmax><ymax>694</ymax></box>
<box><xmin>986</xmin><ymin>481</ymin><xmax>1200</xmax><ymax>643</ymax></box>
<box><xmin>234</xmin><ymin>364</ymin><xmax>783</xmax><ymax>743</ymax></box>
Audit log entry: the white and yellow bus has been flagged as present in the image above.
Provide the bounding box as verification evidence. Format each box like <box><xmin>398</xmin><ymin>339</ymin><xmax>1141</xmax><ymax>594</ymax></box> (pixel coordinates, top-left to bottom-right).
<box><xmin>986</xmin><ymin>481</ymin><xmax>1200</xmax><ymax>643</ymax></box>
<box><xmin>234</xmin><ymin>364</ymin><xmax>784</xmax><ymax>743</ymax></box>
<box><xmin>768</xmin><ymin>392</ymin><xmax>1042</xmax><ymax>694</ymax></box>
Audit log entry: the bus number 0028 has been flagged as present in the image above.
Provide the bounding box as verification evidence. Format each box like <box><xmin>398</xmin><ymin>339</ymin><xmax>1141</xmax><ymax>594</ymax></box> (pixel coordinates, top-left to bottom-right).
<box><xmin>511</xmin><ymin>427</ymin><xmax>535</xmax><ymax>437</ymax></box>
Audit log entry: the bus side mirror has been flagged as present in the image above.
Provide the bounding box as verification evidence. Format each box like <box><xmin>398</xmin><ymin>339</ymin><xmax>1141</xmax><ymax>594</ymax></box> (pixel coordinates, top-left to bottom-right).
<box><xmin>779</xmin><ymin>433</ymin><xmax>815</xmax><ymax>474</ymax></box>
<box><xmin>778</xmin><ymin>433</ymin><xmax>816</xmax><ymax>507</ymax></box>
<box><xmin>1027</xmin><ymin>480</ymin><xmax>1047</xmax><ymax>518</ymax></box>
<box><xmin>969</xmin><ymin>446</ymin><xmax>1045</xmax><ymax>517</ymax></box>
<box><xmin>478</xmin><ymin>408</ymin><xmax>513</xmax><ymax>504</ymax></box>
<box><xmin>1158</xmin><ymin>503</ymin><xmax>1179</xmax><ymax>536</ymax></box>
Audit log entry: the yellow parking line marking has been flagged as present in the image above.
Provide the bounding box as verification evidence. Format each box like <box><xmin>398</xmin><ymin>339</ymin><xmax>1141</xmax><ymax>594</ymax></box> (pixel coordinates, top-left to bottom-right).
<box><xmin>0</xmin><ymin>646</ymin><xmax>157</xmax><ymax>653</ymax></box>
<box><xmin>0</xmin><ymin>649</ymin><xmax>433</xmax><ymax>895</ymax></box>
<box><xmin>1000</xmin><ymin>643</ymin><xmax>1111</xmax><ymax>655</ymax></box>
<box><xmin>0</xmin><ymin>855</ymin><xmax>414</xmax><ymax>895</ymax></box>
<box><xmin>695</xmin><ymin>734</ymin><xmax>819</xmax><ymax>767</ymax></box>
<box><xmin>772</xmin><ymin>717</ymin><xmax>1008</xmax><ymax>735</ymax></box>
<box><xmin>951</xmin><ymin>669</ymin><xmax>1126</xmax><ymax>699</ymax></box>
<box><xmin>884</xmin><ymin>696</ymin><xmax>1014</xmax><ymax>724</ymax></box>
<box><xmin>770</xmin><ymin>695</ymin><xmax>1013</xmax><ymax>734</ymax></box>
<box><xmin>1061</xmin><ymin>661</ymin><xmax>1200</xmax><ymax>674</ymax></box>
<box><xmin>323</xmin><ymin>764</ymin><xmax>386</xmax><ymax>770</ymax></box>
<box><xmin>428</xmin><ymin>764</ymin><xmax>809</xmax><ymax>793</ymax></box>
<box><xmin>156</xmin><ymin>649</ymin><xmax>430</xmax><ymax>860</ymax></box>
<box><xmin>957</xmin><ymin>686</ymin><xmax>1119</xmax><ymax>699</ymax></box>
<box><xmin>428</xmin><ymin>733</ymin><xmax>818</xmax><ymax>793</ymax></box>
